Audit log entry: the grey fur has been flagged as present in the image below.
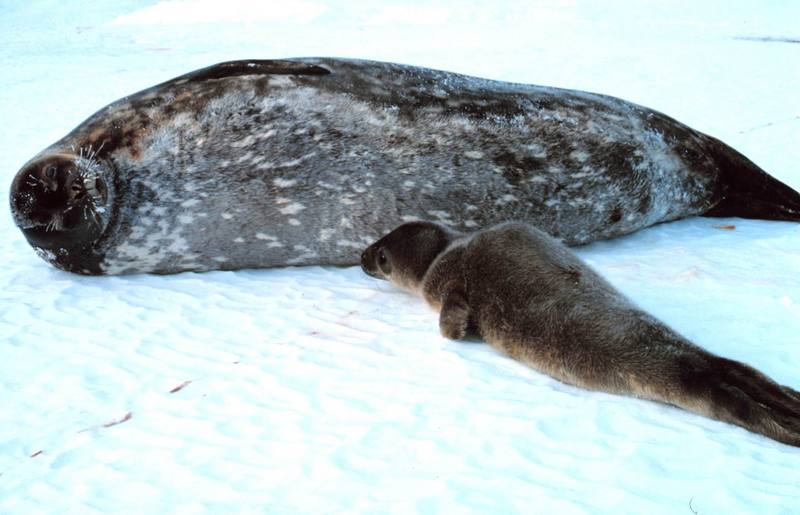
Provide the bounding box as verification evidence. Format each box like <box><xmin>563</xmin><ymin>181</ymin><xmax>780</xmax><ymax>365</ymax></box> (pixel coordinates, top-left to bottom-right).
<box><xmin>361</xmin><ymin>221</ymin><xmax>800</xmax><ymax>447</ymax></box>
<box><xmin>9</xmin><ymin>58</ymin><xmax>800</xmax><ymax>274</ymax></box>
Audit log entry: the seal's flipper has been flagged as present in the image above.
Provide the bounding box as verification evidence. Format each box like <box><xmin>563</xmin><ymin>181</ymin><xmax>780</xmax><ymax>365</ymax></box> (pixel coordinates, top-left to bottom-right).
<box><xmin>705</xmin><ymin>138</ymin><xmax>800</xmax><ymax>221</ymax></box>
<box><xmin>676</xmin><ymin>354</ymin><xmax>800</xmax><ymax>447</ymax></box>
<box><xmin>170</xmin><ymin>60</ymin><xmax>331</xmax><ymax>85</ymax></box>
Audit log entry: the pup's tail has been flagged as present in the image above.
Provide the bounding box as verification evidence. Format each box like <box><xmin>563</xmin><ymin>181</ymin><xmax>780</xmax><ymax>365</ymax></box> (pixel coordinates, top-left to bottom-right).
<box><xmin>672</xmin><ymin>353</ymin><xmax>800</xmax><ymax>447</ymax></box>
<box><xmin>704</xmin><ymin>137</ymin><xmax>800</xmax><ymax>221</ymax></box>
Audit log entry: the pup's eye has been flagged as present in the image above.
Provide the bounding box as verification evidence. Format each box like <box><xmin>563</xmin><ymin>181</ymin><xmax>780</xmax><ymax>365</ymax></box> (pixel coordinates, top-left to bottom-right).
<box><xmin>377</xmin><ymin>247</ymin><xmax>392</xmax><ymax>275</ymax></box>
<box><xmin>44</xmin><ymin>166</ymin><xmax>57</xmax><ymax>180</ymax></box>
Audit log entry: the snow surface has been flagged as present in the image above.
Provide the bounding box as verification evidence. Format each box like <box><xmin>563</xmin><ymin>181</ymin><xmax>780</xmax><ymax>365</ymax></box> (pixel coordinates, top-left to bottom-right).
<box><xmin>1</xmin><ymin>1</ymin><xmax>799</xmax><ymax>513</ymax></box>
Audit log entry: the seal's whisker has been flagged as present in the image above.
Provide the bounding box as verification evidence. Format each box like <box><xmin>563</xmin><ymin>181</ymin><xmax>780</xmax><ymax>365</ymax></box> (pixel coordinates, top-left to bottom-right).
<box><xmin>85</xmin><ymin>140</ymin><xmax>107</xmax><ymax>163</ymax></box>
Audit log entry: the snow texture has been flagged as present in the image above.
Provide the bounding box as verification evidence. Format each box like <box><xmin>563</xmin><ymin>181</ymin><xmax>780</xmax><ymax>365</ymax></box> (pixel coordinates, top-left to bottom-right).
<box><xmin>1</xmin><ymin>1</ymin><xmax>799</xmax><ymax>513</ymax></box>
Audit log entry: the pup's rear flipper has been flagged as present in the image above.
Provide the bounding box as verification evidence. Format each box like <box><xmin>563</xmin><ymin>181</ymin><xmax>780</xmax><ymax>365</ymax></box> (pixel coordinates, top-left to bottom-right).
<box><xmin>704</xmin><ymin>138</ymin><xmax>800</xmax><ymax>221</ymax></box>
<box><xmin>677</xmin><ymin>354</ymin><xmax>800</xmax><ymax>447</ymax></box>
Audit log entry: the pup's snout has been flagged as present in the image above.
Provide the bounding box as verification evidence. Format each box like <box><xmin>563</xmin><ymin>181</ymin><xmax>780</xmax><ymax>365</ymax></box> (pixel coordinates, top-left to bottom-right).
<box><xmin>360</xmin><ymin>246</ymin><xmax>380</xmax><ymax>278</ymax></box>
<box><xmin>360</xmin><ymin>248</ymin><xmax>371</xmax><ymax>270</ymax></box>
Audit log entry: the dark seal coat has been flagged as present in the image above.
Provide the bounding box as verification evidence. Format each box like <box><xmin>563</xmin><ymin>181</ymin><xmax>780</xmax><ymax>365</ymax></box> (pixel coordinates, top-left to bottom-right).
<box><xmin>10</xmin><ymin>58</ymin><xmax>800</xmax><ymax>274</ymax></box>
<box><xmin>362</xmin><ymin>221</ymin><xmax>800</xmax><ymax>447</ymax></box>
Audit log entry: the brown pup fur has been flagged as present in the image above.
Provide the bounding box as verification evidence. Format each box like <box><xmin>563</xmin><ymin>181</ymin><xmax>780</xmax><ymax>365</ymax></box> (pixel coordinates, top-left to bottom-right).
<box><xmin>361</xmin><ymin>221</ymin><xmax>800</xmax><ymax>447</ymax></box>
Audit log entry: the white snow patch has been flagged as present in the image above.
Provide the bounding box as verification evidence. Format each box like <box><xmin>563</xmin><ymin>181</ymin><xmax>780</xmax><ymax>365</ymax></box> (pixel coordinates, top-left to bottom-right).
<box><xmin>111</xmin><ymin>0</ymin><xmax>328</xmax><ymax>26</ymax></box>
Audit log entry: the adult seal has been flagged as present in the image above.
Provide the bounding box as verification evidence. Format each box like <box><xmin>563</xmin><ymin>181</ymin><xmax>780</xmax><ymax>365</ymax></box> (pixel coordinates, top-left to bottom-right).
<box><xmin>361</xmin><ymin>221</ymin><xmax>800</xmax><ymax>447</ymax></box>
<box><xmin>9</xmin><ymin>58</ymin><xmax>800</xmax><ymax>274</ymax></box>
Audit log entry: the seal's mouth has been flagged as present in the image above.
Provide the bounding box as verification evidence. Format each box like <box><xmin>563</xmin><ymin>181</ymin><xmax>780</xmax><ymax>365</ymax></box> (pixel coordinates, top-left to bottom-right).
<box><xmin>10</xmin><ymin>152</ymin><xmax>114</xmax><ymax>251</ymax></box>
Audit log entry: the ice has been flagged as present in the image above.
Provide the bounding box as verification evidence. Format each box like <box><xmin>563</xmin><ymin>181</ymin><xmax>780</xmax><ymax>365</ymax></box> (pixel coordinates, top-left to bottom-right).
<box><xmin>1</xmin><ymin>1</ymin><xmax>798</xmax><ymax>513</ymax></box>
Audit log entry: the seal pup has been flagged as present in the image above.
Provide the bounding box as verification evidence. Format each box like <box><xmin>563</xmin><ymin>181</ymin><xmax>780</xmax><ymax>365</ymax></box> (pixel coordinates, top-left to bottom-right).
<box><xmin>10</xmin><ymin>58</ymin><xmax>800</xmax><ymax>274</ymax></box>
<box><xmin>361</xmin><ymin>221</ymin><xmax>800</xmax><ymax>447</ymax></box>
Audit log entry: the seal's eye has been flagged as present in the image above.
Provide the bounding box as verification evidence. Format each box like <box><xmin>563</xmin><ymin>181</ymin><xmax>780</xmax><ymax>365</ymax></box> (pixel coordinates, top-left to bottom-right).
<box><xmin>377</xmin><ymin>247</ymin><xmax>392</xmax><ymax>275</ymax></box>
<box><xmin>44</xmin><ymin>165</ymin><xmax>57</xmax><ymax>180</ymax></box>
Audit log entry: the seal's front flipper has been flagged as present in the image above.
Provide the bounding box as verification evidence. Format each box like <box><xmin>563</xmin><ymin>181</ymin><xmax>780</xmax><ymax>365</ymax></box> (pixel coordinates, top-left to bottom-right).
<box><xmin>440</xmin><ymin>289</ymin><xmax>470</xmax><ymax>340</ymax></box>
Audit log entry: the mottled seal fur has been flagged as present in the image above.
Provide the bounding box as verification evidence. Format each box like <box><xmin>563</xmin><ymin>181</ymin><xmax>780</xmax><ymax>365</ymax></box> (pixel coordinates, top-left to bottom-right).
<box><xmin>10</xmin><ymin>58</ymin><xmax>800</xmax><ymax>274</ymax></box>
<box><xmin>361</xmin><ymin>221</ymin><xmax>800</xmax><ymax>447</ymax></box>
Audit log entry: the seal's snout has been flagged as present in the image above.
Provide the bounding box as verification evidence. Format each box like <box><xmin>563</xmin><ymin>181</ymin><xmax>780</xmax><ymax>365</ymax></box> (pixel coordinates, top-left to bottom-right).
<box><xmin>360</xmin><ymin>247</ymin><xmax>377</xmax><ymax>276</ymax></box>
<box><xmin>11</xmin><ymin>155</ymin><xmax>94</xmax><ymax>231</ymax></box>
<box><xmin>9</xmin><ymin>153</ymin><xmax>113</xmax><ymax>273</ymax></box>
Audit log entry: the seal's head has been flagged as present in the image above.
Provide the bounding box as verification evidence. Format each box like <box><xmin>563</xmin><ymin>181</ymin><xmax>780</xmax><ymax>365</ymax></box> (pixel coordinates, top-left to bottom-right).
<box><xmin>10</xmin><ymin>152</ymin><xmax>114</xmax><ymax>273</ymax></box>
<box><xmin>361</xmin><ymin>221</ymin><xmax>455</xmax><ymax>291</ymax></box>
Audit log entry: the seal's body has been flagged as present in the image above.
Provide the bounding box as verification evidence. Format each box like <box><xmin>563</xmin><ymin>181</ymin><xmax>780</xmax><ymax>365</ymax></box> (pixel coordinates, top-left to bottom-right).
<box><xmin>10</xmin><ymin>58</ymin><xmax>800</xmax><ymax>274</ymax></box>
<box><xmin>362</xmin><ymin>221</ymin><xmax>800</xmax><ymax>447</ymax></box>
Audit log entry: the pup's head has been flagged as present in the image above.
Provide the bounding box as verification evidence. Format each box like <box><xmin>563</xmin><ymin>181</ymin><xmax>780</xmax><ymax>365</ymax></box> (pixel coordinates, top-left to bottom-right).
<box><xmin>361</xmin><ymin>221</ymin><xmax>455</xmax><ymax>291</ymax></box>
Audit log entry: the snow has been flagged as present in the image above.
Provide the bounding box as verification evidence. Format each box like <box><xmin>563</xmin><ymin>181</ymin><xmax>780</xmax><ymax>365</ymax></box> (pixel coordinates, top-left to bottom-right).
<box><xmin>1</xmin><ymin>0</ymin><xmax>799</xmax><ymax>513</ymax></box>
